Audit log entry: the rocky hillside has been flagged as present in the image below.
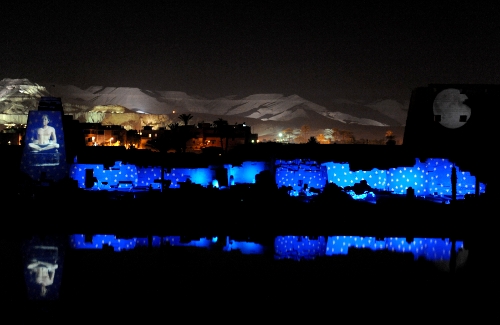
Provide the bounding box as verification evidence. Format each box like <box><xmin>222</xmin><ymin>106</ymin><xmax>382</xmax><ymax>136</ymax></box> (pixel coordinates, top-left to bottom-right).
<box><xmin>1</xmin><ymin>78</ymin><xmax>408</xmax><ymax>141</ymax></box>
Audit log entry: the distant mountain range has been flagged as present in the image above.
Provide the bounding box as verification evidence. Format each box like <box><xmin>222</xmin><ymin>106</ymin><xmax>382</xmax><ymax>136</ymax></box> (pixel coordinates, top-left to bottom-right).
<box><xmin>0</xmin><ymin>78</ymin><xmax>408</xmax><ymax>141</ymax></box>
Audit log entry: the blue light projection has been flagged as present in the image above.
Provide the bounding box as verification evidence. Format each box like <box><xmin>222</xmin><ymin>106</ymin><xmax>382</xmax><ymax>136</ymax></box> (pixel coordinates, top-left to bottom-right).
<box><xmin>275</xmin><ymin>159</ymin><xmax>328</xmax><ymax>195</ymax></box>
<box><xmin>69</xmin><ymin>161</ymin><xmax>265</xmax><ymax>190</ymax></box>
<box><xmin>137</xmin><ymin>166</ymin><xmax>214</xmax><ymax>188</ymax></box>
<box><xmin>322</xmin><ymin>158</ymin><xmax>485</xmax><ymax>197</ymax></box>
<box><xmin>230</xmin><ymin>161</ymin><xmax>267</xmax><ymax>184</ymax></box>
<box><xmin>69</xmin><ymin>161</ymin><xmax>138</xmax><ymax>189</ymax></box>
<box><xmin>69</xmin><ymin>157</ymin><xmax>485</xmax><ymax>199</ymax></box>
<box><xmin>322</xmin><ymin>162</ymin><xmax>387</xmax><ymax>189</ymax></box>
<box><xmin>346</xmin><ymin>190</ymin><xmax>376</xmax><ymax>200</ymax></box>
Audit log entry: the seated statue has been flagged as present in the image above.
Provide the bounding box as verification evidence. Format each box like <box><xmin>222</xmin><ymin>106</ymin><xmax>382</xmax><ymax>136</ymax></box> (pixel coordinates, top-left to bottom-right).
<box><xmin>28</xmin><ymin>114</ymin><xmax>60</xmax><ymax>152</ymax></box>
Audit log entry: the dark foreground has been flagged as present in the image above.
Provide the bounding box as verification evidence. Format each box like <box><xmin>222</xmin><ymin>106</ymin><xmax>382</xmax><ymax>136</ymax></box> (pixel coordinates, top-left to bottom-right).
<box><xmin>1</xmin><ymin>186</ymin><xmax>495</xmax><ymax>320</ymax></box>
<box><xmin>1</xmin><ymin>235</ymin><xmax>493</xmax><ymax>321</ymax></box>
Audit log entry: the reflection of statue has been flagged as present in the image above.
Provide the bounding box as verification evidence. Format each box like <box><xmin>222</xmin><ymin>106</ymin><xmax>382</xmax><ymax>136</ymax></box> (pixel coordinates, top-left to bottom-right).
<box><xmin>28</xmin><ymin>114</ymin><xmax>60</xmax><ymax>151</ymax></box>
<box><xmin>27</xmin><ymin>261</ymin><xmax>58</xmax><ymax>297</ymax></box>
<box><xmin>25</xmin><ymin>245</ymin><xmax>59</xmax><ymax>298</ymax></box>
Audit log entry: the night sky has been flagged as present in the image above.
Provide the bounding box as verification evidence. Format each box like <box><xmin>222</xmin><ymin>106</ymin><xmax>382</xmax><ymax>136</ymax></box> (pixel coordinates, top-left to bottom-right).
<box><xmin>2</xmin><ymin>1</ymin><xmax>499</xmax><ymax>105</ymax></box>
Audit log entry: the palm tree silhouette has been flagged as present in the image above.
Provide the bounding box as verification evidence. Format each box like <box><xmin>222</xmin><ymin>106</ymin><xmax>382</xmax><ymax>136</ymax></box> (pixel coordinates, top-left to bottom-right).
<box><xmin>178</xmin><ymin>114</ymin><xmax>193</xmax><ymax>126</ymax></box>
<box><xmin>213</xmin><ymin>118</ymin><xmax>229</xmax><ymax>150</ymax></box>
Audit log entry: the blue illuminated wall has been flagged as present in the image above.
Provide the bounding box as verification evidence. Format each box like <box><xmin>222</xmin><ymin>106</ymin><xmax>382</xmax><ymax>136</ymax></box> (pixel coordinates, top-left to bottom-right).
<box><xmin>230</xmin><ymin>161</ymin><xmax>268</xmax><ymax>184</ymax></box>
<box><xmin>69</xmin><ymin>161</ymin><xmax>138</xmax><ymax>189</ymax></box>
<box><xmin>70</xmin><ymin>161</ymin><xmax>266</xmax><ymax>189</ymax></box>
<box><xmin>322</xmin><ymin>162</ymin><xmax>387</xmax><ymax>189</ymax></box>
<box><xmin>137</xmin><ymin>166</ymin><xmax>214</xmax><ymax>188</ymax></box>
<box><xmin>69</xmin><ymin>157</ymin><xmax>485</xmax><ymax>197</ymax></box>
<box><xmin>275</xmin><ymin>159</ymin><xmax>329</xmax><ymax>195</ymax></box>
<box><xmin>322</xmin><ymin>158</ymin><xmax>485</xmax><ymax>196</ymax></box>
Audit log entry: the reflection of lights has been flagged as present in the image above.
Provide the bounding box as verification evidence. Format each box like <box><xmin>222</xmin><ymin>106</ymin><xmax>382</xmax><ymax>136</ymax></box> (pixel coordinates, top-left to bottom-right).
<box><xmin>70</xmin><ymin>234</ymin><xmax>467</xmax><ymax>271</ymax></box>
<box><xmin>325</xmin><ymin>236</ymin><xmax>465</xmax><ymax>263</ymax></box>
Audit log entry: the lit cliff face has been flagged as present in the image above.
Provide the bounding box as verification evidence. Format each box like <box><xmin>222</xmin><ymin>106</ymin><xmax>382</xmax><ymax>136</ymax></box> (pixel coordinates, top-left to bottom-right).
<box><xmin>36</xmin><ymin>81</ymin><xmax>408</xmax><ymax>126</ymax></box>
<box><xmin>1</xmin><ymin>78</ymin><xmax>409</xmax><ymax>139</ymax></box>
<box><xmin>0</xmin><ymin>79</ymin><xmax>51</xmax><ymax>114</ymax></box>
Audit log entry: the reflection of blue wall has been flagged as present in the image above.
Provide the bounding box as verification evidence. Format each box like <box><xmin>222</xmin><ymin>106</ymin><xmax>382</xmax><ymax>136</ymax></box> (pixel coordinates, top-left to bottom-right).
<box><xmin>71</xmin><ymin>234</ymin><xmax>466</xmax><ymax>265</ymax></box>
<box><xmin>325</xmin><ymin>236</ymin><xmax>464</xmax><ymax>262</ymax></box>
<box><xmin>274</xmin><ymin>236</ymin><xmax>328</xmax><ymax>260</ymax></box>
<box><xmin>70</xmin><ymin>234</ymin><xmax>266</xmax><ymax>254</ymax></box>
<box><xmin>223</xmin><ymin>236</ymin><xmax>265</xmax><ymax>254</ymax></box>
<box><xmin>70</xmin><ymin>235</ymin><xmax>221</xmax><ymax>251</ymax></box>
<box><xmin>69</xmin><ymin>234</ymin><xmax>149</xmax><ymax>252</ymax></box>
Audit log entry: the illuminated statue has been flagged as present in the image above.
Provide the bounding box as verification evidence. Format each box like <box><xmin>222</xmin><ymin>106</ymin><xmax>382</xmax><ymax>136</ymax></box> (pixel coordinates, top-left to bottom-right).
<box><xmin>28</xmin><ymin>114</ymin><xmax>60</xmax><ymax>151</ymax></box>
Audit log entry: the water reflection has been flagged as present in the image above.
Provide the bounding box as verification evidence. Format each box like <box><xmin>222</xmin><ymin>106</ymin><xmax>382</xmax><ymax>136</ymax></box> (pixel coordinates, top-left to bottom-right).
<box><xmin>22</xmin><ymin>236</ymin><xmax>65</xmax><ymax>300</ymax></box>
<box><xmin>70</xmin><ymin>234</ymin><xmax>467</xmax><ymax>270</ymax></box>
<box><xmin>69</xmin><ymin>234</ymin><xmax>266</xmax><ymax>254</ymax></box>
<box><xmin>274</xmin><ymin>235</ymin><xmax>468</xmax><ymax>271</ymax></box>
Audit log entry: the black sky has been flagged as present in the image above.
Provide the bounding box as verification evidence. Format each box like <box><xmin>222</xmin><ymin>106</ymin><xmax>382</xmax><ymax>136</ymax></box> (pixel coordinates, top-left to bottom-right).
<box><xmin>2</xmin><ymin>1</ymin><xmax>500</xmax><ymax>104</ymax></box>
